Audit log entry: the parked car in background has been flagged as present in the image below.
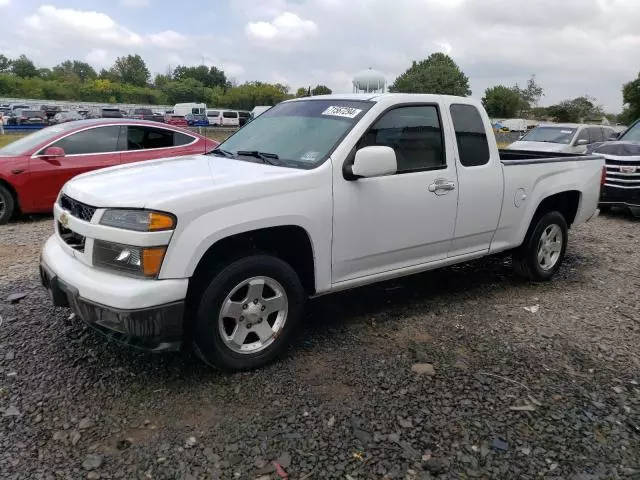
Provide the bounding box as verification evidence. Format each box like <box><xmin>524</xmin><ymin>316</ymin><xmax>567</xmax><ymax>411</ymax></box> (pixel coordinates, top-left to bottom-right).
<box><xmin>248</xmin><ymin>105</ymin><xmax>272</xmax><ymax>123</ymax></box>
<box><xmin>86</xmin><ymin>107</ymin><xmax>124</xmax><ymax>119</ymax></box>
<box><xmin>507</xmin><ymin>124</ymin><xmax>615</xmax><ymax>154</ymax></box>
<box><xmin>40</xmin><ymin>105</ymin><xmax>62</xmax><ymax>121</ymax></box>
<box><xmin>0</xmin><ymin>119</ymin><xmax>218</xmax><ymax>224</ymax></box>
<box><xmin>39</xmin><ymin>94</ymin><xmax>603</xmax><ymax>371</ymax></box>
<box><xmin>152</xmin><ymin>112</ymin><xmax>165</xmax><ymax>122</ymax></box>
<box><xmin>589</xmin><ymin>118</ymin><xmax>640</xmax><ymax>214</ymax></box>
<box><xmin>165</xmin><ymin>115</ymin><xmax>188</xmax><ymax>127</ymax></box>
<box><xmin>173</xmin><ymin>103</ymin><xmax>206</xmax><ymax>116</ymax></box>
<box><xmin>15</xmin><ymin>110</ymin><xmax>47</xmax><ymax>125</ymax></box>
<box><xmin>129</xmin><ymin>108</ymin><xmax>157</xmax><ymax>122</ymax></box>
<box><xmin>51</xmin><ymin>111</ymin><xmax>84</xmax><ymax>125</ymax></box>
<box><xmin>185</xmin><ymin>113</ymin><xmax>210</xmax><ymax>126</ymax></box>
<box><xmin>10</xmin><ymin>104</ymin><xmax>31</xmax><ymax>113</ymax></box>
<box><xmin>205</xmin><ymin>109</ymin><xmax>238</xmax><ymax>127</ymax></box>
<box><xmin>238</xmin><ymin>110</ymin><xmax>251</xmax><ymax>126</ymax></box>
<box><xmin>206</xmin><ymin>109</ymin><xmax>222</xmax><ymax>125</ymax></box>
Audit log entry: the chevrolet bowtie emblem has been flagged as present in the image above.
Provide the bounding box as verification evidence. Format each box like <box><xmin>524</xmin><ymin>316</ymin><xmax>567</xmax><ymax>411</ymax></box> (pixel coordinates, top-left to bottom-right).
<box><xmin>59</xmin><ymin>212</ymin><xmax>69</xmax><ymax>227</ymax></box>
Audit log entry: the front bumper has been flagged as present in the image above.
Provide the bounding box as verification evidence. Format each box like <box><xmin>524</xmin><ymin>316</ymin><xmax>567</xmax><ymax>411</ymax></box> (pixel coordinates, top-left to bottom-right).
<box><xmin>40</xmin><ymin>235</ymin><xmax>188</xmax><ymax>352</ymax></box>
<box><xmin>600</xmin><ymin>185</ymin><xmax>640</xmax><ymax>208</ymax></box>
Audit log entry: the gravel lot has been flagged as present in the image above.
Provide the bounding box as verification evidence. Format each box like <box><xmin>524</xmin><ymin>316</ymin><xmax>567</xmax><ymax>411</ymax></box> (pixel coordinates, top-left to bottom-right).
<box><xmin>1</xmin><ymin>213</ymin><xmax>639</xmax><ymax>479</ymax></box>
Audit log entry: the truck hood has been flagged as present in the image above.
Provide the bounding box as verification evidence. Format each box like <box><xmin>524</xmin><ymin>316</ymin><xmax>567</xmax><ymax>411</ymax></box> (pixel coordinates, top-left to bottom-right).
<box><xmin>506</xmin><ymin>141</ymin><xmax>569</xmax><ymax>153</ymax></box>
<box><xmin>63</xmin><ymin>154</ymin><xmax>304</xmax><ymax>209</ymax></box>
<box><xmin>591</xmin><ymin>140</ymin><xmax>640</xmax><ymax>159</ymax></box>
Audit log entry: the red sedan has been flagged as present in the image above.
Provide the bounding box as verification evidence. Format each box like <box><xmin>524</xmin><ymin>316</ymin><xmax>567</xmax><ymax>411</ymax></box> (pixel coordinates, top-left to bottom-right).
<box><xmin>0</xmin><ymin>118</ymin><xmax>217</xmax><ymax>224</ymax></box>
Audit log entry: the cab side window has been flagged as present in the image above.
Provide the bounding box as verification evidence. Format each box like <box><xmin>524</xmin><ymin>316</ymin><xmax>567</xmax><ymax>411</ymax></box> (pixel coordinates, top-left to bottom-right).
<box><xmin>450</xmin><ymin>104</ymin><xmax>490</xmax><ymax>167</ymax></box>
<box><xmin>357</xmin><ymin>105</ymin><xmax>445</xmax><ymax>174</ymax></box>
<box><xmin>588</xmin><ymin>127</ymin><xmax>604</xmax><ymax>143</ymax></box>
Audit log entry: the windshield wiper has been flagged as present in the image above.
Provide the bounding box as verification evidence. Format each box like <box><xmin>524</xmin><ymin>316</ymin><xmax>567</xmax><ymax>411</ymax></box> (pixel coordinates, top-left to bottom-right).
<box><xmin>236</xmin><ymin>150</ymin><xmax>281</xmax><ymax>165</ymax></box>
<box><xmin>207</xmin><ymin>147</ymin><xmax>235</xmax><ymax>157</ymax></box>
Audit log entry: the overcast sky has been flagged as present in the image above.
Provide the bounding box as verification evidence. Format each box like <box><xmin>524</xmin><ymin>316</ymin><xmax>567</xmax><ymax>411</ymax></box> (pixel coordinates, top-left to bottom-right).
<box><xmin>0</xmin><ymin>0</ymin><xmax>638</xmax><ymax>112</ymax></box>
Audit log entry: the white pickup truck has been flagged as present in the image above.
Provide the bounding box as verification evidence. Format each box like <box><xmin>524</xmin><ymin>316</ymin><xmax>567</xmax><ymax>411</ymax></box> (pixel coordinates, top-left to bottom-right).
<box><xmin>40</xmin><ymin>94</ymin><xmax>604</xmax><ymax>371</ymax></box>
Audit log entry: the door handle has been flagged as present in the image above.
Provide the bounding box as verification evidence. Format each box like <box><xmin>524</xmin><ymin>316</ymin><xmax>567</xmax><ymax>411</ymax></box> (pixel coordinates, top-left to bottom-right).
<box><xmin>428</xmin><ymin>178</ymin><xmax>456</xmax><ymax>194</ymax></box>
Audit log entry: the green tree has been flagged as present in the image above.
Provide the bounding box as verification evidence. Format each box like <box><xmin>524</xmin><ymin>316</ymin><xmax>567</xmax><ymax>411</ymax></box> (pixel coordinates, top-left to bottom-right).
<box><xmin>311</xmin><ymin>84</ymin><xmax>332</xmax><ymax>95</ymax></box>
<box><xmin>619</xmin><ymin>72</ymin><xmax>640</xmax><ymax>125</ymax></box>
<box><xmin>11</xmin><ymin>55</ymin><xmax>38</xmax><ymax>78</ymax></box>
<box><xmin>110</xmin><ymin>54</ymin><xmax>150</xmax><ymax>87</ymax></box>
<box><xmin>295</xmin><ymin>87</ymin><xmax>309</xmax><ymax>97</ymax></box>
<box><xmin>173</xmin><ymin>65</ymin><xmax>227</xmax><ymax>88</ymax></box>
<box><xmin>389</xmin><ymin>53</ymin><xmax>471</xmax><ymax>96</ymax></box>
<box><xmin>154</xmin><ymin>73</ymin><xmax>172</xmax><ymax>88</ymax></box>
<box><xmin>0</xmin><ymin>54</ymin><xmax>11</xmax><ymax>73</ymax></box>
<box><xmin>482</xmin><ymin>85</ymin><xmax>524</xmax><ymax>118</ymax></box>
<box><xmin>52</xmin><ymin>60</ymin><xmax>97</xmax><ymax>83</ymax></box>
<box><xmin>547</xmin><ymin>96</ymin><xmax>604</xmax><ymax>123</ymax></box>
<box><xmin>515</xmin><ymin>75</ymin><xmax>544</xmax><ymax>112</ymax></box>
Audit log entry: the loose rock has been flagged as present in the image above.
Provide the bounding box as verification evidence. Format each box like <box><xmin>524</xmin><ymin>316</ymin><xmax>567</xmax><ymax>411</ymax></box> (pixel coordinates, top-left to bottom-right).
<box><xmin>82</xmin><ymin>454</ymin><xmax>103</xmax><ymax>471</ymax></box>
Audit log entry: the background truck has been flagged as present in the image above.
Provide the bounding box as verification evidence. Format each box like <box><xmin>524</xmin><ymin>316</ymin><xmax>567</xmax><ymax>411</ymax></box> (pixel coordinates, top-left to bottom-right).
<box><xmin>40</xmin><ymin>93</ymin><xmax>604</xmax><ymax>372</ymax></box>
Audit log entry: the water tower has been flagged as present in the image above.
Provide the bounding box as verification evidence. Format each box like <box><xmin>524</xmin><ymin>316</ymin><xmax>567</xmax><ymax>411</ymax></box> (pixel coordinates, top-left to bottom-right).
<box><xmin>353</xmin><ymin>68</ymin><xmax>386</xmax><ymax>93</ymax></box>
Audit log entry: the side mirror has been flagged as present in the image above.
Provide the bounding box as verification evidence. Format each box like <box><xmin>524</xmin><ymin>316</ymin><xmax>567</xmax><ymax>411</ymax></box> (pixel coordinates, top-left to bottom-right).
<box><xmin>575</xmin><ymin>139</ymin><xmax>588</xmax><ymax>146</ymax></box>
<box><xmin>42</xmin><ymin>146</ymin><xmax>66</xmax><ymax>159</ymax></box>
<box><xmin>346</xmin><ymin>146</ymin><xmax>397</xmax><ymax>180</ymax></box>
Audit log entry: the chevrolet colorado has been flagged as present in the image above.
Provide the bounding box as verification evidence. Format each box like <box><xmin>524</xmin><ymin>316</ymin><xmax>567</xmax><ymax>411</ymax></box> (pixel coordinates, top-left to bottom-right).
<box><xmin>40</xmin><ymin>94</ymin><xmax>604</xmax><ymax>371</ymax></box>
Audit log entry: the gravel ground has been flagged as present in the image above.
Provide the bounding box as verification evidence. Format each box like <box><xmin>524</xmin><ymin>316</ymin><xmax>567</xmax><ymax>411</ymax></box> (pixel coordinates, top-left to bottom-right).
<box><xmin>1</xmin><ymin>212</ymin><xmax>639</xmax><ymax>480</ymax></box>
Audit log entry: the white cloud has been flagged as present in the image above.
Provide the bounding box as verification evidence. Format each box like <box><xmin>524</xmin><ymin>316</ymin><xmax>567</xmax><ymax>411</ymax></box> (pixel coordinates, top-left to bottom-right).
<box><xmin>0</xmin><ymin>0</ymin><xmax>11</xmax><ymax>7</ymax></box>
<box><xmin>245</xmin><ymin>12</ymin><xmax>318</xmax><ymax>44</ymax></box>
<box><xmin>24</xmin><ymin>5</ymin><xmax>143</xmax><ymax>48</ymax></box>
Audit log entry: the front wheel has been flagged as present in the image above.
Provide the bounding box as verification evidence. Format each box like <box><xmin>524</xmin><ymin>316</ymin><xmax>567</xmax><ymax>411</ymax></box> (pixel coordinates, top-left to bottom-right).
<box><xmin>0</xmin><ymin>185</ymin><xmax>15</xmax><ymax>225</ymax></box>
<box><xmin>513</xmin><ymin>211</ymin><xmax>568</xmax><ymax>281</ymax></box>
<box><xmin>192</xmin><ymin>255</ymin><xmax>306</xmax><ymax>372</ymax></box>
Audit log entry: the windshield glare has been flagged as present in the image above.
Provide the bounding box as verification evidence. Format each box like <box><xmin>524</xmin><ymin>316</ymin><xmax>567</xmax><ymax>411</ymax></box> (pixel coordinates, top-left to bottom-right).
<box><xmin>217</xmin><ymin>99</ymin><xmax>373</xmax><ymax>168</ymax></box>
<box><xmin>0</xmin><ymin>123</ymin><xmax>78</xmax><ymax>155</ymax></box>
<box><xmin>521</xmin><ymin>127</ymin><xmax>577</xmax><ymax>144</ymax></box>
<box><xmin>620</xmin><ymin>121</ymin><xmax>640</xmax><ymax>142</ymax></box>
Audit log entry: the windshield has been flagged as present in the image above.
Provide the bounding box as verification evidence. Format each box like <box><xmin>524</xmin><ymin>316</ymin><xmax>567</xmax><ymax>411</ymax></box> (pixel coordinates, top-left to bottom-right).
<box><xmin>217</xmin><ymin>99</ymin><xmax>373</xmax><ymax>168</ymax></box>
<box><xmin>0</xmin><ymin>123</ymin><xmax>80</xmax><ymax>155</ymax></box>
<box><xmin>520</xmin><ymin>126</ymin><xmax>577</xmax><ymax>144</ymax></box>
<box><xmin>619</xmin><ymin>121</ymin><xmax>640</xmax><ymax>142</ymax></box>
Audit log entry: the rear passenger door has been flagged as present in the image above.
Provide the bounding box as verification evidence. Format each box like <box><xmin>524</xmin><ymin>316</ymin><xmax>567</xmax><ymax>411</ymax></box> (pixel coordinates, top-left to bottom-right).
<box><xmin>119</xmin><ymin>125</ymin><xmax>199</xmax><ymax>165</ymax></box>
<box><xmin>446</xmin><ymin>102</ymin><xmax>504</xmax><ymax>257</ymax></box>
<box><xmin>331</xmin><ymin>104</ymin><xmax>459</xmax><ymax>283</ymax></box>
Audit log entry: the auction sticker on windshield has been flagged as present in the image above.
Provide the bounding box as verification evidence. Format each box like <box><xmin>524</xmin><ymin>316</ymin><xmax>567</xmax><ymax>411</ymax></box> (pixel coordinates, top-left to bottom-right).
<box><xmin>322</xmin><ymin>106</ymin><xmax>363</xmax><ymax>119</ymax></box>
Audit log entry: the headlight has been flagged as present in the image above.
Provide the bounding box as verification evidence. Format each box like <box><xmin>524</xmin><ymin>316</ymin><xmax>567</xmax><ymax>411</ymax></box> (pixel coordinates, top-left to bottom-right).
<box><xmin>100</xmin><ymin>209</ymin><xmax>176</xmax><ymax>232</ymax></box>
<box><xmin>93</xmin><ymin>240</ymin><xmax>167</xmax><ymax>278</ymax></box>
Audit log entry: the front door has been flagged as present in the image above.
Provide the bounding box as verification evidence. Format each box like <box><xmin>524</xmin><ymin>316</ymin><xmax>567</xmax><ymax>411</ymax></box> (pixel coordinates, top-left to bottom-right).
<box><xmin>332</xmin><ymin>104</ymin><xmax>459</xmax><ymax>284</ymax></box>
<box><xmin>28</xmin><ymin>125</ymin><xmax>121</xmax><ymax>211</ymax></box>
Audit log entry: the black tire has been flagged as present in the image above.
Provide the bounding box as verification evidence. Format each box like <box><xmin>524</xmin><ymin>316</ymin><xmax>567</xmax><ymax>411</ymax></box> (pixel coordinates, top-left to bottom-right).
<box><xmin>192</xmin><ymin>254</ymin><xmax>306</xmax><ymax>372</ymax></box>
<box><xmin>513</xmin><ymin>210</ymin><xmax>568</xmax><ymax>281</ymax></box>
<box><xmin>0</xmin><ymin>184</ymin><xmax>15</xmax><ymax>225</ymax></box>
<box><xmin>599</xmin><ymin>205</ymin><xmax>612</xmax><ymax>213</ymax></box>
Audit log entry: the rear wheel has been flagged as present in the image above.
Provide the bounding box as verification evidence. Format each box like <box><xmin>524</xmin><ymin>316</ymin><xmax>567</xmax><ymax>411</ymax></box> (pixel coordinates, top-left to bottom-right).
<box><xmin>599</xmin><ymin>205</ymin><xmax>612</xmax><ymax>213</ymax></box>
<box><xmin>0</xmin><ymin>185</ymin><xmax>15</xmax><ymax>225</ymax></box>
<box><xmin>513</xmin><ymin>211</ymin><xmax>568</xmax><ymax>281</ymax></box>
<box><xmin>192</xmin><ymin>255</ymin><xmax>306</xmax><ymax>372</ymax></box>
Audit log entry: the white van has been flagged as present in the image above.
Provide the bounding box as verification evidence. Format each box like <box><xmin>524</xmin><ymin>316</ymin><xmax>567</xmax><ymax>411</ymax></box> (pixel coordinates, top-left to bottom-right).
<box><xmin>207</xmin><ymin>109</ymin><xmax>239</xmax><ymax>127</ymax></box>
<box><xmin>173</xmin><ymin>102</ymin><xmax>206</xmax><ymax>117</ymax></box>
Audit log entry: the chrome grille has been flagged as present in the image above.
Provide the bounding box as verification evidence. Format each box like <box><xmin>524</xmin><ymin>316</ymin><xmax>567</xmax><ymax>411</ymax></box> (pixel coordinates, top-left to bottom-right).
<box><xmin>59</xmin><ymin>194</ymin><xmax>97</xmax><ymax>222</ymax></box>
<box><xmin>604</xmin><ymin>159</ymin><xmax>640</xmax><ymax>189</ymax></box>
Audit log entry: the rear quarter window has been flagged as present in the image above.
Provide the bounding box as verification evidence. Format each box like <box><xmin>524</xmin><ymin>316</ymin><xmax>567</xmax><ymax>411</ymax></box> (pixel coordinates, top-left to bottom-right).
<box><xmin>450</xmin><ymin>104</ymin><xmax>490</xmax><ymax>167</ymax></box>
